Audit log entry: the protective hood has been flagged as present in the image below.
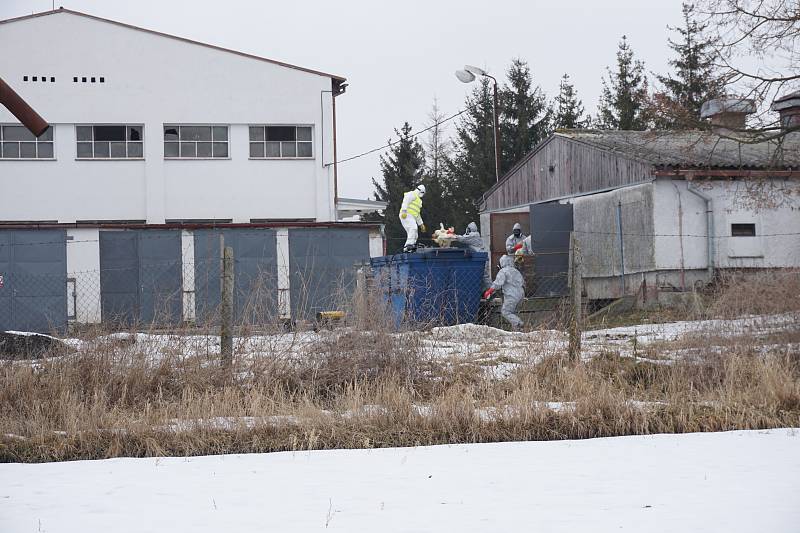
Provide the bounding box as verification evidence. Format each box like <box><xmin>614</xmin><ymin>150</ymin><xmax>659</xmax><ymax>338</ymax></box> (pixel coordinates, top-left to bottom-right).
<box><xmin>499</xmin><ymin>255</ymin><xmax>514</xmax><ymax>268</ymax></box>
<box><xmin>512</xmin><ymin>223</ymin><xmax>522</xmax><ymax>231</ymax></box>
<box><xmin>466</xmin><ymin>222</ymin><xmax>478</xmax><ymax>234</ymax></box>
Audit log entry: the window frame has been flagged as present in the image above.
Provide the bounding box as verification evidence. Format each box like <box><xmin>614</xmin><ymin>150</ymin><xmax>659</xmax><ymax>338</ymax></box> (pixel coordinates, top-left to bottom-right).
<box><xmin>731</xmin><ymin>223</ymin><xmax>757</xmax><ymax>237</ymax></box>
<box><xmin>74</xmin><ymin>124</ymin><xmax>145</xmax><ymax>160</ymax></box>
<box><xmin>163</xmin><ymin>124</ymin><xmax>230</xmax><ymax>160</ymax></box>
<box><xmin>248</xmin><ymin>124</ymin><xmax>314</xmax><ymax>160</ymax></box>
<box><xmin>0</xmin><ymin>124</ymin><xmax>55</xmax><ymax>160</ymax></box>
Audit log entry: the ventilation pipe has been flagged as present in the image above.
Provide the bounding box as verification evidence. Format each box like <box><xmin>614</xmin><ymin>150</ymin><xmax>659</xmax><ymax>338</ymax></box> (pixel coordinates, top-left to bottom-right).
<box><xmin>0</xmin><ymin>76</ymin><xmax>49</xmax><ymax>137</ymax></box>
<box><xmin>771</xmin><ymin>91</ymin><xmax>800</xmax><ymax>130</ymax></box>
<box><xmin>700</xmin><ymin>97</ymin><xmax>756</xmax><ymax>135</ymax></box>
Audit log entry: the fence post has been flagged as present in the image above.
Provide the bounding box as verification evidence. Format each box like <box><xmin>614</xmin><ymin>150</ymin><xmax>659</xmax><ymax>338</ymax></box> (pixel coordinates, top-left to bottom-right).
<box><xmin>220</xmin><ymin>243</ymin><xmax>234</xmax><ymax>367</ymax></box>
<box><xmin>568</xmin><ymin>232</ymin><xmax>582</xmax><ymax>362</ymax></box>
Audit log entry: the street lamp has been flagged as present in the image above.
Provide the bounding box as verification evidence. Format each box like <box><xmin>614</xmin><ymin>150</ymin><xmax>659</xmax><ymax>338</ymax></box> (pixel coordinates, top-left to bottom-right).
<box><xmin>455</xmin><ymin>65</ymin><xmax>501</xmax><ymax>182</ymax></box>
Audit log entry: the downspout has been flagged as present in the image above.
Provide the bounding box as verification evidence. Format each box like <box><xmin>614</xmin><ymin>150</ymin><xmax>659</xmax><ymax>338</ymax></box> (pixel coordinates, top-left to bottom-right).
<box><xmin>686</xmin><ymin>180</ymin><xmax>715</xmax><ymax>278</ymax></box>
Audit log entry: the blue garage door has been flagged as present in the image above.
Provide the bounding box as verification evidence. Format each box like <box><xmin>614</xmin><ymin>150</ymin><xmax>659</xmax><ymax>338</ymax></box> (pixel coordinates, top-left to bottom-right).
<box><xmin>99</xmin><ymin>230</ymin><xmax>182</xmax><ymax>326</ymax></box>
<box><xmin>193</xmin><ymin>229</ymin><xmax>278</xmax><ymax>325</ymax></box>
<box><xmin>289</xmin><ymin>228</ymin><xmax>370</xmax><ymax>319</ymax></box>
<box><xmin>0</xmin><ymin>229</ymin><xmax>67</xmax><ymax>333</ymax></box>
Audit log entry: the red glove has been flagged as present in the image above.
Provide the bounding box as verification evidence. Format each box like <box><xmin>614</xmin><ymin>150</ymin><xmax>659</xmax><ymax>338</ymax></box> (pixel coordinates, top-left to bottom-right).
<box><xmin>483</xmin><ymin>287</ymin><xmax>495</xmax><ymax>299</ymax></box>
<box><xmin>513</xmin><ymin>243</ymin><xmax>523</xmax><ymax>251</ymax></box>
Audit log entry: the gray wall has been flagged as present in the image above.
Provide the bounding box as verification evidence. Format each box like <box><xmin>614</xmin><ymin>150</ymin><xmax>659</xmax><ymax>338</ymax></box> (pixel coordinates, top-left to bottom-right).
<box><xmin>289</xmin><ymin>227</ymin><xmax>370</xmax><ymax>319</ymax></box>
<box><xmin>572</xmin><ymin>183</ymin><xmax>656</xmax><ymax>280</ymax></box>
<box><xmin>0</xmin><ymin>229</ymin><xmax>67</xmax><ymax>333</ymax></box>
<box><xmin>99</xmin><ymin>230</ymin><xmax>182</xmax><ymax>326</ymax></box>
<box><xmin>193</xmin><ymin>228</ymin><xmax>278</xmax><ymax>324</ymax></box>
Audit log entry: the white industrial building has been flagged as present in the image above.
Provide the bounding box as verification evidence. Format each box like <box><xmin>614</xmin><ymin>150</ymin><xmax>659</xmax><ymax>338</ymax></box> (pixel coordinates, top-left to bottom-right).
<box><xmin>0</xmin><ymin>9</ymin><xmax>385</xmax><ymax>332</ymax></box>
<box><xmin>481</xmin><ymin>97</ymin><xmax>800</xmax><ymax>302</ymax></box>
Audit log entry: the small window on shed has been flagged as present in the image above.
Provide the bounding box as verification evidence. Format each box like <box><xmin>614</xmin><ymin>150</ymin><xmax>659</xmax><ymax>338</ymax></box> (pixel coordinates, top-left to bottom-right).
<box><xmin>731</xmin><ymin>223</ymin><xmax>756</xmax><ymax>237</ymax></box>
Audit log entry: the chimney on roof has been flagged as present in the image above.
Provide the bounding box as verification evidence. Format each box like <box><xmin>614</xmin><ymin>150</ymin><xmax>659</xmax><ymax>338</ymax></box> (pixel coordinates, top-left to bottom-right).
<box><xmin>700</xmin><ymin>97</ymin><xmax>756</xmax><ymax>134</ymax></box>
<box><xmin>771</xmin><ymin>91</ymin><xmax>800</xmax><ymax>131</ymax></box>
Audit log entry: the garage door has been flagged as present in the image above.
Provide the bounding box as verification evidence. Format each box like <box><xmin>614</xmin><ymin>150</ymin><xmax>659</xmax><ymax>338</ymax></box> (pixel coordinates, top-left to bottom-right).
<box><xmin>530</xmin><ymin>202</ymin><xmax>573</xmax><ymax>297</ymax></box>
<box><xmin>193</xmin><ymin>229</ymin><xmax>277</xmax><ymax>325</ymax></box>
<box><xmin>0</xmin><ymin>229</ymin><xmax>67</xmax><ymax>333</ymax></box>
<box><xmin>289</xmin><ymin>228</ymin><xmax>369</xmax><ymax>320</ymax></box>
<box><xmin>99</xmin><ymin>230</ymin><xmax>182</xmax><ymax>326</ymax></box>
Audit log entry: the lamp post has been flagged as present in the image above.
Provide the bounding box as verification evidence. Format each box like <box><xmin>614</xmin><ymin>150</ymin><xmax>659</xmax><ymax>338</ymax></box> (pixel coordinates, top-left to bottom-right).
<box><xmin>455</xmin><ymin>65</ymin><xmax>501</xmax><ymax>182</ymax></box>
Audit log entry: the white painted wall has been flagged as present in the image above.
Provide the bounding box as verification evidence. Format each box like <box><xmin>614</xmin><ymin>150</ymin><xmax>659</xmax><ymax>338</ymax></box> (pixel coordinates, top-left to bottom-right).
<box><xmin>0</xmin><ymin>11</ymin><xmax>338</xmax><ymax>223</ymax></box>
<box><xmin>654</xmin><ymin>178</ymin><xmax>800</xmax><ymax>270</ymax></box>
<box><xmin>65</xmin><ymin>228</ymin><xmax>101</xmax><ymax>323</ymax></box>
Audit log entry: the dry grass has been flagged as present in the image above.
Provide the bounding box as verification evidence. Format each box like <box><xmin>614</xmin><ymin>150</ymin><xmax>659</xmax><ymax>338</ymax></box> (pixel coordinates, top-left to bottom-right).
<box><xmin>1</xmin><ymin>271</ymin><xmax>799</xmax><ymax>463</ymax></box>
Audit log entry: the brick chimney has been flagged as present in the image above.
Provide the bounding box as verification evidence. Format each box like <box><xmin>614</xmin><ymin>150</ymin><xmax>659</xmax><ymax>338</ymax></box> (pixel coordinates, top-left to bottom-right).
<box><xmin>700</xmin><ymin>97</ymin><xmax>756</xmax><ymax>134</ymax></box>
<box><xmin>771</xmin><ymin>91</ymin><xmax>800</xmax><ymax>130</ymax></box>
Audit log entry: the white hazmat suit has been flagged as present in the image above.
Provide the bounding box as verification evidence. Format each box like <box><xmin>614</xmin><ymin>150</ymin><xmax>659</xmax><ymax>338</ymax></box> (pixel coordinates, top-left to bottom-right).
<box><xmin>399</xmin><ymin>186</ymin><xmax>425</xmax><ymax>252</ymax></box>
<box><xmin>488</xmin><ymin>255</ymin><xmax>525</xmax><ymax>329</ymax></box>
<box><xmin>505</xmin><ymin>222</ymin><xmax>526</xmax><ymax>254</ymax></box>
<box><xmin>455</xmin><ymin>222</ymin><xmax>491</xmax><ymax>290</ymax></box>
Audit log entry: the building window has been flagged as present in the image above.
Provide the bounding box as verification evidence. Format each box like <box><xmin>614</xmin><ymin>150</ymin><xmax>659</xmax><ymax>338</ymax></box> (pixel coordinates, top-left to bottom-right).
<box><xmin>0</xmin><ymin>124</ymin><xmax>54</xmax><ymax>159</ymax></box>
<box><xmin>164</xmin><ymin>125</ymin><xmax>229</xmax><ymax>158</ymax></box>
<box><xmin>249</xmin><ymin>125</ymin><xmax>313</xmax><ymax>159</ymax></box>
<box><xmin>76</xmin><ymin>125</ymin><xmax>143</xmax><ymax>159</ymax></box>
<box><xmin>731</xmin><ymin>223</ymin><xmax>756</xmax><ymax>237</ymax></box>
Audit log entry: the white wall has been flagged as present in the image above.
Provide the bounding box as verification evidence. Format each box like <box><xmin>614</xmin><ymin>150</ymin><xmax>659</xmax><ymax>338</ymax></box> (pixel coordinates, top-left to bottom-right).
<box><xmin>0</xmin><ymin>11</ymin><xmax>338</xmax><ymax>223</ymax></box>
<box><xmin>65</xmin><ymin>228</ymin><xmax>101</xmax><ymax>323</ymax></box>
<box><xmin>654</xmin><ymin>178</ymin><xmax>800</xmax><ymax>270</ymax></box>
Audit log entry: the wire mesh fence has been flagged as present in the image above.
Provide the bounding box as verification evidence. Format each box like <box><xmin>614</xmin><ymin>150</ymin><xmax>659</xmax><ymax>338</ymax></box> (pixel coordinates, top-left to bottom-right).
<box><xmin>1</xmin><ymin>228</ymin><xmax>799</xmax><ymax>337</ymax></box>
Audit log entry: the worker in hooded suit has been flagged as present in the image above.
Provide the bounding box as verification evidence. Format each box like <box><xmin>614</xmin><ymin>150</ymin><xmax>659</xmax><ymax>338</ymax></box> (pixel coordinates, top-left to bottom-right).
<box><xmin>505</xmin><ymin>223</ymin><xmax>526</xmax><ymax>254</ymax></box>
<box><xmin>400</xmin><ymin>184</ymin><xmax>426</xmax><ymax>253</ymax></box>
<box><xmin>454</xmin><ymin>222</ymin><xmax>492</xmax><ymax>290</ymax></box>
<box><xmin>483</xmin><ymin>255</ymin><xmax>525</xmax><ymax>330</ymax></box>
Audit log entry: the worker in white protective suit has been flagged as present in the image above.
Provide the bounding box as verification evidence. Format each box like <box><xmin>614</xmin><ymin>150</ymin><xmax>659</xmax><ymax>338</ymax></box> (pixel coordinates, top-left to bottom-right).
<box><xmin>454</xmin><ymin>222</ymin><xmax>492</xmax><ymax>290</ymax></box>
<box><xmin>400</xmin><ymin>184</ymin><xmax>426</xmax><ymax>253</ymax></box>
<box><xmin>505</xmin><ymin>223</ymin><xmax>526</xmax><ymax>254</ymax></box>
<box><xmin>483</xmin><ymin>255</ymin><xmax>525</xmax><ymax>330</ymax></box>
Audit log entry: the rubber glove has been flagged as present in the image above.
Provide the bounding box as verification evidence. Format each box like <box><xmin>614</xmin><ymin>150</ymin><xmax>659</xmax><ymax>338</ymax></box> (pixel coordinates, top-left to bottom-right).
<box><xmin>419</xmin><ymin>224</ymin><xmax>426</xmax><ymax>233</ymax></box>
<box><xmin>401</xmin><ymin>212</ymin><xmax>407</xmax><ymax>219</ymax></box>
<box><xmin>483</xmin><ymin>287</ymin><xmax>495</xmax><ymax>299</ymax></box>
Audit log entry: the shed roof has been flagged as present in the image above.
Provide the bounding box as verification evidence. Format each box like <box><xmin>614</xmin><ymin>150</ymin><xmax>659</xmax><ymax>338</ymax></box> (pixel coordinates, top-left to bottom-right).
<box><xmin>556</xmin><ymin>130</ymin><xmax>800</xmax><ymax>170</ymax></box>
<box><xmin>0</xmin><ymin>8</ymin><xmax>346</xmax><ymax>82</ymax></box>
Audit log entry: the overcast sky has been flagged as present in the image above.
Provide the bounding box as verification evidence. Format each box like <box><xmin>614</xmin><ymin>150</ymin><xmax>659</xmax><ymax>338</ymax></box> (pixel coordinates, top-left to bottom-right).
<box><xmin>2</xmin><ymin>0</ymin><xmax>685</xmax><ymax>199</ymax></box>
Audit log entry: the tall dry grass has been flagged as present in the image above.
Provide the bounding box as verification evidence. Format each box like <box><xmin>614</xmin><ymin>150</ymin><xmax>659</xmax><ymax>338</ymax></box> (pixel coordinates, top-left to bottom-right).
<box><xmin>1</xmin><ymin>270</ymin><xmax>799</xmax><ymax>462</ymax></box>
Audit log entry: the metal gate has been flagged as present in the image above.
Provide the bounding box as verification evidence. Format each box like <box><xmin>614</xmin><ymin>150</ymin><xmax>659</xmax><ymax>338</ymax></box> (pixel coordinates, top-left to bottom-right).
<box><xmin>99</xmin><ymin>230</ymin><xmax>182</xmax><ymax>326</ymax></box>
<box><xmin>0</xmin><ymin>229</ymin><xmax>67</xmax><ymax>333</ymax></box>
<box><xmin>289</xmin><ymin>228</ymin><xmax>369</xmax><ymax>320</ymax></box>
<box><xmin>530</xmin><ymin>202</ymin><xmax>573</xmax><ymax>297</ymax></box>
<box><xmin>193</xmin><ymin>229</ymin><xmax>278</xmax><ymax>324</ymax></box>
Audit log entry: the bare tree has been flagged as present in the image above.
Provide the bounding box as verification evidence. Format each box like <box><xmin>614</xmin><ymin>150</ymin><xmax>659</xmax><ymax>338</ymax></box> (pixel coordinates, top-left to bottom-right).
<box><xmin>699</xmin><ymin>0</ymin><xmax>800</xmax><ymax>139</ymax></box>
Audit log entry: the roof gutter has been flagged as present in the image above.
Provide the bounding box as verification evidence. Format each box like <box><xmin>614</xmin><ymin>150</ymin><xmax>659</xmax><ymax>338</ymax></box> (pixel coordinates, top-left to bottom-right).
<box><xmin>685</xmin><ymin>182</ymin><xmax>715</xmax><ymax>278</ymax></box>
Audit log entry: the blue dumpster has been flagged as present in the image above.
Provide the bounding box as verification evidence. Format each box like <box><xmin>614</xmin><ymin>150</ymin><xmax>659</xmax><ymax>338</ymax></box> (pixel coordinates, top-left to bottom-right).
<box><xmin>370</xmin><ymin>248</ymin><xmax>488</xmax><ymax>326</ymax></box>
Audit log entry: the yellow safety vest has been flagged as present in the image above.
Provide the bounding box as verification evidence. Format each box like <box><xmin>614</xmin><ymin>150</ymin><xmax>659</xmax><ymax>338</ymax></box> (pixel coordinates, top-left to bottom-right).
<box><xmin>406</xmin><ymin>192</ymin><xmax>422</xmax><ymax>217</ymax></box>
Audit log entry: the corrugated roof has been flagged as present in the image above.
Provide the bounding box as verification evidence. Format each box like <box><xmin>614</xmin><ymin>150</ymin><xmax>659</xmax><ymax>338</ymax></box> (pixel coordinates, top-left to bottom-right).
<box><xmin>556</xmin><ymin>130</ymin><xmax>800</xmax><ymax>169</ymax></box>
<box><xmin>0</xmin><ymin>8</ymin><xmax>346</xmax><ymax>82</ymax></box>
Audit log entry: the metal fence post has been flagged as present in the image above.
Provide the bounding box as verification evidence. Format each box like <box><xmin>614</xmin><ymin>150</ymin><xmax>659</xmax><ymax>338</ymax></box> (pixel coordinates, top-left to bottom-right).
<box><xmin>568</xmin><ymin>232</ymin><xmax>582</xmax><ymax>362</ymax></box>
<box><xmin>220</xmin><ymin>241</ymin><xmax>234</xmax><ymax>367</ymax></box>
<box><xmin>616</xmin><ymin>200</ymin><xmax>626</xmax><ymax>295</ymax></box>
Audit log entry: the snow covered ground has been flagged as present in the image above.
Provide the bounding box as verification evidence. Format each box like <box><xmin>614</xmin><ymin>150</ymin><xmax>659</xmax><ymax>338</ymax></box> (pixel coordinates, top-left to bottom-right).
<box><xmin>1</xmin><ymin>429</ymin><xmax>798</xmax><ymax>532</ymax></box>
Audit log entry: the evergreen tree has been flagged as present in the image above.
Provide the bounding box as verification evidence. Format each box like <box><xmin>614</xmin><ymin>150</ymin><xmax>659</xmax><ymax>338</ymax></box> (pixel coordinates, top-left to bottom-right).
<box><xmin>552</xmin><ymin>73</ymin><xmax>588</xmax><ymax>130</ymax></box>
<box><xmin>597</xmin><ymin>36</ymin><xmax>651</xmax><ymax>130</ymax></box>
<box><xmin>366</xmin><ymin>122</ymin><xmax>426</xmax><ymax>253</ymax></box>
<box><xmin>654</xmin><ymin>3</ymin><xmax>723</xmax><ymax>128</ymax></box>
<box><xmin>445</xmin><ymin>77</ymin><xmax>496</xmax><ymax>232</ymax></box>
<box><xmin>498</xmin><ymin>59</ymin><xmax>550</xmax><ymax>174</ymax></box>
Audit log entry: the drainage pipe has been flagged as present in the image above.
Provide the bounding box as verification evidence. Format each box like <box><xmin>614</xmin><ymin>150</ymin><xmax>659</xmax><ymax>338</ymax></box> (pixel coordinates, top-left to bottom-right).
<box><xmin>686</xmin><ymin>181</ymin><xmax>715</xmax><ymax>278</ymax></box>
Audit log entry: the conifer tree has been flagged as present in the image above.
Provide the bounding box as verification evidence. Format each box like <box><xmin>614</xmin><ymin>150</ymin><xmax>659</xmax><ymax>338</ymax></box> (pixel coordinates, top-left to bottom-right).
<box><xmin>366</xmin><ymin>122</ymin><xmax>426</xmax><ymax>253</ymax></box>
<box><xmin>597</xmin><ymin>36</ymin><xmax>650</xmax><ymax>130</ymax></box>
<box><xmin>552</xmin><ymin>74</ymin><xmax>588</xmax><ymax>130</ymax></box>
<box><xmin>653</xmin><ymin>3</ymin><xmax>723</xmax><ymax>128</ymax></box>
<box><xmin>498</xmin><ymin>59</ymin><xmax>550</xmax><ymax>173</ymax></box>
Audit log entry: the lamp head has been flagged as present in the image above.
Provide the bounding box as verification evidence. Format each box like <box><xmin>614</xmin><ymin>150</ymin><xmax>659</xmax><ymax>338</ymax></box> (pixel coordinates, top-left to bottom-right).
<box><xmin>455</xmin><ymin>69</ymin><xmax>476</xmax><ymax>83</ymax></box>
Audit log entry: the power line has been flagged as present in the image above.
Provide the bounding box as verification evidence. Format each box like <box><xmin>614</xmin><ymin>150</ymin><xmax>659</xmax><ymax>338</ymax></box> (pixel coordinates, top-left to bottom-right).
<box><xmin>336</xmin><ymin>107</ymin><xmax>470</xmax><ymax>165</ymax></box>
